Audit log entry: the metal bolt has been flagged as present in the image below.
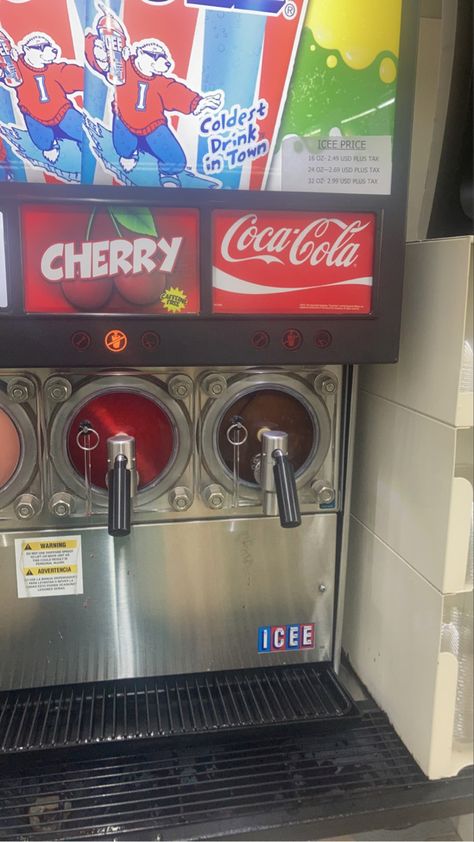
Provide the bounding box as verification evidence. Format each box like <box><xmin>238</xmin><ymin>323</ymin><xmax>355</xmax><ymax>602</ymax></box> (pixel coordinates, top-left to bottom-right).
<box><xmin>314</xmin><ymin>373</ymin><xmax>337</xmax><ymax>396</ymax></box>
<box><xmin>17</xmin><ymin>503</ymin><xmax>34</xmax><ymax>519</ymax></box>
<box><xmin>168</xmin><ymin>375</ymin><xmax>193</xmax><ymax>400</ymax></box>
<box><xmin>49</xmin><ymin>492</ymin><xmax>75</xmax><ymax>518</ymax></box>
<box><xmin>169</xmin><ymin>486</ymin><xmax>192</xmax><ymax>512</ymax></box>
<box><xmin>11</xmin><ymin>386</ymin><xmax>27</xmax><ymax>402</ymax></box>
<box><xmin>311</xmin><ymin>480</ymin><xmax>335</xmax><ymax>505</ymax></box>
<box><xmin>14</xmin><ymin>494</ymin><xmax>41</xmax><ymax>520</ymax></box>
<box><xmin>7</xmin><ymin>378</ymin><xmax>34</xmax><ymax>403</ymax></box>
<box><xmin>202</xmin><ymin>374</ymin><xmax>227</xmax><ymax>398</ymax></box>
<box><xmin>46</xmin><ymin>377</ymin><xmax>72</xmax><ymax>403</ymax></box>
<box><xmin>203</xmin><ymin>484</ymin><xmax>225</xmax><ymax>510</ymax></box>
<box><xmin>319</xmin><ymin>584</ymin><xmax>327</xmax><ymax>593</ymax></box>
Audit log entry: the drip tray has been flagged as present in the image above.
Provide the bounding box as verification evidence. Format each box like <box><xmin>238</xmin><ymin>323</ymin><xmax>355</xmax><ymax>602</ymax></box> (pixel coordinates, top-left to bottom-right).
<box><xmin>2</xmin><ymin>705</ymin><xmax>470</xmax><ymax>842</ymax></box>
<box><xmin>0</xmin><ymin>664</ymin><xmax>357</xmax><ymax>754</ymax></box>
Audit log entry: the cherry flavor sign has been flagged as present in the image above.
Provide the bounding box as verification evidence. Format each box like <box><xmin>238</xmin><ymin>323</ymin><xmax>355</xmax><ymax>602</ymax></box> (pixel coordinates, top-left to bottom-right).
<box><xmin>213</xmin><ymin>210</ymin><xmax>376</xmax><ymax>314</ymax></box>
<box><xmin>22</xmin><ymin>205</ymin><xmax>200</xmax><ymax>315</ymax></box>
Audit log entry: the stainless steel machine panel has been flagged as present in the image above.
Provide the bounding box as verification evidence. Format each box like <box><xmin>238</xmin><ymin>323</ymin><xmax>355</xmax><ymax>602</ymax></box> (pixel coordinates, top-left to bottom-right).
<box><xmin>0</xmin><ymin>374</ymin><xmax>41</xmax><ymax>520</ymax></box>
<box><xmin>0</xmin><ymin>365</ymin><xmax>342</xmax><ymax>529</ymax></box>
<box><xmin>0</xmin><ymin>515</ymin><xmax>336</xmax><ymax>691</ymax></box>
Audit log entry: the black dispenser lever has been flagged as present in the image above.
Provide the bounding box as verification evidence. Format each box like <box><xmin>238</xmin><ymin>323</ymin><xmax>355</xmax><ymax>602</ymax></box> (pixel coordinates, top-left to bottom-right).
<box><xmin>107</xmin><ymin>434</ymin><xmax>137</xmax><ymax>537</ymax></box>
<box><xmin>257</xmin><ymin>430</ymin><xmax>301</xmax><ymax>529</ymax></box>
<box><xmin>108</xmin><ymin>454</ymin><xmax>130</xmax><ymax>537</ymax></box>
<box><xmin>272</xmin><ymin>449</ymin><xmax>301</xmax><ymax>528</ymax></box>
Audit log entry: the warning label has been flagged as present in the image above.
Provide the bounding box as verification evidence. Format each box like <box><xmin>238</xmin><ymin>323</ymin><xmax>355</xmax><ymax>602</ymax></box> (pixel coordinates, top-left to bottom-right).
<box><xmin>15</xmin><ymin>536</ymin><xmax>83</xmax><ymax>598</ymax></box>
<box><xmin>23</xmin><ymin>566</ymin><xmax>78</xmax><ymax>575</ymax></box>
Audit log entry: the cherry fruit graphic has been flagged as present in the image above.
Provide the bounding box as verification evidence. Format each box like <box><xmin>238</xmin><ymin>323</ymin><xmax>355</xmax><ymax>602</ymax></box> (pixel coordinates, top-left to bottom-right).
<box><xmin>60</xmin><ymin>207</ymin><xmax>163</xmax><ymax>310</ymax></box>
<box><xmin>114</xmin><ymin>268</ymin><xmax>165</xmax><ymax>305</ymax></box>
<box><xmin>108</xmin><ymin>207</ymin><xmax>165</xmax><ymax>306</ymax></box>
<box><xmin>60</xmin><ymin>208</ymin><xmax>114</xmax><ymax>311</ymax></box>
<box><xmin>62</xmin><ymin>276</ymin><xmax>114</xmax><ymax>310</ymax></box>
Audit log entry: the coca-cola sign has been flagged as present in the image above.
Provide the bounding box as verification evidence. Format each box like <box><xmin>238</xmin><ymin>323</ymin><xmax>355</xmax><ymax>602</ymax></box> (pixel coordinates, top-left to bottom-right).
<box><xmin>22</xmin><ymin>205</ymin><xmax>200</xmax><ymax>315</ymax></box>
<box><xmin>213</xmin><ymin>210</ymin><xmax>376</xmax><ymax>314</ymax></box>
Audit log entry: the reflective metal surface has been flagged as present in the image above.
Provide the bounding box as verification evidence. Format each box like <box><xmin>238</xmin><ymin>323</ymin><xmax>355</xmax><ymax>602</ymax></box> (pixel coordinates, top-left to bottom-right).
<box><xmin>0</xmin><ymin>365</ymin><xmax>344</xmax><ymax>692</ymax></box>
<box><xmin>0</xmin><ymin>366</ymin><xmax>342</xmax><ymax>526</ymax></box>
<box><xmin>0</xmin><ymin>377</ymin><xmax>39</xmax><ymax>511</ymax></box>
<box><xmin>0</xmin><ymin>515</ymin><xmax>336</xmax><ymax>690</ymax></box>
<box><xmin>334</xmin><ymin>366</ymin><xmax>357</xmax><ymax>672</ymax></box>
<box><xmin>49</xmin><ymin>375</ymin><xmax>192</xmax><ymax>509</ymax></box>
<box><xmin>107</xmin><ymin>433</ymin><xmax>138</xmax><ymax>497</ymax></box>
<box><xmin>0</xmin><ymin>408</ymin><xmax>21</xmax><ymax>488</ymax></box>
<box><xmin>200</xmin><ymin>372</ymin><xmax>333</xmax><ymax>502</ymax></box>
<box><xmin>260</xmin><ymin>430</ymin><xmax>288</xmax><ymax>517</ymax></box>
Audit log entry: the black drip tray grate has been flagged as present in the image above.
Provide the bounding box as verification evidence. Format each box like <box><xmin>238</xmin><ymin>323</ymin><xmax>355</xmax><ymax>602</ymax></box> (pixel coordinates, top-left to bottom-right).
<box><xmin>0</xmin><ymin>664</ymin><xmax>356</xmax><ymax>754</ymax></box>
<box><xmin>0</xmin><ymin>708</ymin><xmax>447</xmax><ymax>841</ymax></box>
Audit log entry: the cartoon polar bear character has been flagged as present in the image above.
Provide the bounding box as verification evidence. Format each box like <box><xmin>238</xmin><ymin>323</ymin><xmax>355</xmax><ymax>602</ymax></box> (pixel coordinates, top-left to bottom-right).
<box><xmin>0</xmin><ymin>33</ymin><xmax>82</xmax><ymax>164</ymax></box>
<box><xmin>85</xmin><ymin>30</ymin><xmax>223</xmax><ymax>186</ymax></box>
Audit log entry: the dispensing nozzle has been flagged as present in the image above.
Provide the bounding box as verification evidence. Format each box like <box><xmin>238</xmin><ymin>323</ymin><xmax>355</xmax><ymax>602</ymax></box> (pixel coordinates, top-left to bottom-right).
<box><xmin>106</xmin><ymin>433</ymin><xmax>137</xmax><ymax>537</ymax></box>
<box><xmin>256</xmin><ymin>430</ymin><xmax>301</xmax><ymax>528</ymax></box>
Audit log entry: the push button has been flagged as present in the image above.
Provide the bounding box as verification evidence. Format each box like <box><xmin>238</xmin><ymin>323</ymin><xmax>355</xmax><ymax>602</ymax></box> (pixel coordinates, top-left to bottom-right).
<box><xmin>104</xmin><ymin>329</ymin><xmax>128</xmax><ymax>353</ymax></box>
<box><xmin>313</xmin><ymin>330</ymin><xmax>333</xmax><ymax>349</ymax></box>
<box><xmin>141</xmin><ymin>331</ymin><xmax>160</xmax><ymax>351</ymax></box>
<box><xmin>282</xmin><ymin>329</ymin><xmax>302</xmax><ymax>351</ymax></box>
<box><xmin>71</xmin><ymin>331</ymin><xmax>91</xmax><ymax>351</ymax></box>
<box><xmin>252</xmin><ymin>330</ymin><xmax>270</xmax><ymax>349</ymax></box>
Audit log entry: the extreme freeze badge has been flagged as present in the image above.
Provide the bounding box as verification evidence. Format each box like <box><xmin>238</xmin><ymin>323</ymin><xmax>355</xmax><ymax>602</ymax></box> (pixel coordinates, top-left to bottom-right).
<box><xmin>200</xmin><ymin>100</ymin><xmax>269</xmax><ymax>174</ymax></box>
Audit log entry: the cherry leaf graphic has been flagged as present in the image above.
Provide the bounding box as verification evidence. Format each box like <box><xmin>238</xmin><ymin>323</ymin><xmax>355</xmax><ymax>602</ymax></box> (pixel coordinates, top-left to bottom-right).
<box><xmin>108</xmin><ymin>207</ymin><xmax>158</xmax><ymax>237</ymax></box>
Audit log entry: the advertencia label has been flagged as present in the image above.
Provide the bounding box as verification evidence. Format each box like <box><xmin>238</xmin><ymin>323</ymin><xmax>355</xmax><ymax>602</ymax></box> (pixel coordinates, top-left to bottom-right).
<box><xmin>213</xmin><ymin>209</ymin><xmax>376</xmax><ymax>314</ymax></box>
<box><xmin>21</xmin><ymin>205</ymin><xmax>200</xmax><ymax>315</ymax></box>
<box><xmin>15</xmin><ymin>536</ymin><xmax>83</xmax><ymax>599</ymax></box>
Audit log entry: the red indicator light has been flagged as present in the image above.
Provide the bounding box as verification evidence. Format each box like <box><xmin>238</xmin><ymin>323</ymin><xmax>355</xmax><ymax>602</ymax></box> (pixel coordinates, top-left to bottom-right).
<box><xmin>282</xmin><ymin>329</ymin><xmax>302</xmax><ymax>350</ymax></box>
<box><xmin>105</xmin><ymin>329</ymin><xmax>128</xmax><ymax>353</ymax></box>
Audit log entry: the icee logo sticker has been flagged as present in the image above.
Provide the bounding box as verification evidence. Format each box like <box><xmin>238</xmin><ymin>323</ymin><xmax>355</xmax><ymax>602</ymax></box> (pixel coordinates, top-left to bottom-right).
<box><xmin>258</xmin><ymin>623</ymin><xmax>315</xmax><ymax>653</ymax></box>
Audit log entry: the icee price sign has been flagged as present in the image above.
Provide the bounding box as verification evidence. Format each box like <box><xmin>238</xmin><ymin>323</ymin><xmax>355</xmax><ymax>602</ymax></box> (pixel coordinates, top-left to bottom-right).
<box><xmin>0</xmin><ymin>0</ymin><xmax>403</xmax><ymax>193</ymax></box>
